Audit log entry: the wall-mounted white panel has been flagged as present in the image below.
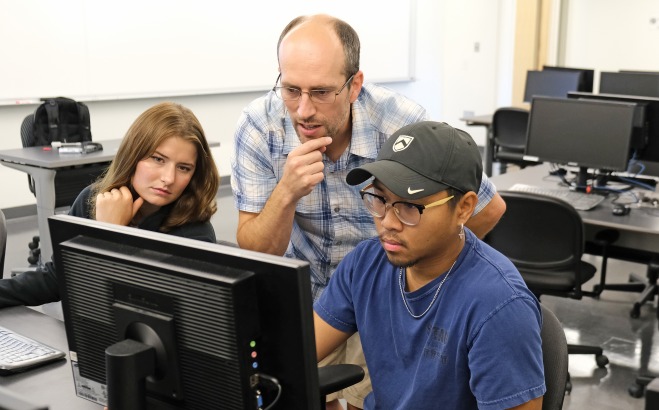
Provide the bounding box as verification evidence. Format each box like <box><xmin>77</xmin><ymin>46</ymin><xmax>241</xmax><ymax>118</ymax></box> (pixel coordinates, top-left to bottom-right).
<box><xmin>0</xmin><ymin>0</ymin><xmax>413</xmax><ymax>103</ymax></box>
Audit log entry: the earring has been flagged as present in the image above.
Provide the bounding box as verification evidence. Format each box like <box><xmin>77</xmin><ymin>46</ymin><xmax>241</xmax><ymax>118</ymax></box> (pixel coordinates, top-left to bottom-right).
<box><xmin>458</xmin><ymin>223</ymin><xmax>465</xmax><ymax>240</ymax></box>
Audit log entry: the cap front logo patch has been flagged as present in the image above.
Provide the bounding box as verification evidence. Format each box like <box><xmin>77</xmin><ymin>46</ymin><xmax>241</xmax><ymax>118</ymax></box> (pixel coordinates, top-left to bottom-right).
<box><xmin>407</xmin><ymin>187</ymin><xmax>424</xmax><ymax>195</ymax></box>
<box><xmin>393</xmin><ymin>135</ymin><xmax>414</xmax><ymax>152</ymax></box>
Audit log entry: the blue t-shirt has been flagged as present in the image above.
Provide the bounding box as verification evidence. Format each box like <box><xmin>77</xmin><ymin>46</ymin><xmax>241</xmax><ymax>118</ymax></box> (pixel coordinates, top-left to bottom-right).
<box><xmin>314</xmin><ymin>229</ymin><xmax>545</xmax><ymax>409</ymax></box>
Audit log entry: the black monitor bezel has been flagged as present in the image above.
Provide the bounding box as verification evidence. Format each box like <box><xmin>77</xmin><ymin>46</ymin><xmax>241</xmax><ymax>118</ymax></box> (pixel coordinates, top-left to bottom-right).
<box><xmin>568</xmin><ymin>91</ymin><xmax>659</xmax><ymax>177</ymax></box>
<box><xmin>523</xmin><ymin>70</ymin><xmax>583</xmax><ymax>103</ymax></box>
<box><xmin>542</xmin><ymin>65</ymin><xmax>595</xmax><ymax>93</ymax></box>
<box><xmin>599</xmin><ymin>71</ymin><xmax>659</xmax><ymax>98</ymax></box>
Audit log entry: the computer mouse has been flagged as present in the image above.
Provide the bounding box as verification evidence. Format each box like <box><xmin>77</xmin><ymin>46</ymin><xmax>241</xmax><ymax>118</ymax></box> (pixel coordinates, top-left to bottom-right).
<box><xmin>612</xmin><ymin>204</ymin><xmax>631</xmax><ymax>216</ymax></box>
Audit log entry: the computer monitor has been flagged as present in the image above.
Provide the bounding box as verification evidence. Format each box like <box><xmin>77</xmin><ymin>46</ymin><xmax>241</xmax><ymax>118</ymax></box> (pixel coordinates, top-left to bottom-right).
<box><xmin>568</xmin><ymin>91</ymin><xmax>659</xmax><ymax>177</ymax></box>
<box><xmin>523</xmin><ymin>70</ymin><xmax>583</xmax><ymax>103</ymax></box>
<box><xmin>599</xmin><ymin>71</ymin><xmax>659</xmax><ymax>98</ymax></box>
<box><xmin>543</xmin><ymin>65</ymin><xmax>595</xmax><ymax>93</ymax></box>
<box><xmin>619</xmin><ymin>70</ymin><xmax>659</xmax><ymax>75</ymax></box>
<box><xmin>524</xmin><ymin>96</ymin><xmax>637</xmax><ymax>187</ymax></box>
<box><xmin>49</xmin><ymin>214</ymin><xmax>319</xmax><ymax>410</ymax></box>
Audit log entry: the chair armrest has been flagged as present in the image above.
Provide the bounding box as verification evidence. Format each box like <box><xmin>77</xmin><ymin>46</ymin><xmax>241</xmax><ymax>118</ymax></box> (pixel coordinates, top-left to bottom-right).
<box><xmin>318</xmin><ymin>364</ymin><xmax>365</xmax><ymax>397</ymax></box>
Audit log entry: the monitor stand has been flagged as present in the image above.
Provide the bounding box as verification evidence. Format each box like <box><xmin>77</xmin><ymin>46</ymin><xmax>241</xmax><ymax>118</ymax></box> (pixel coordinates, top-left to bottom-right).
<box><xmin>106</xmin><ymin>339</ymin><xmax>156</xmax><ymax>410</ymax></box>
<box><xmin>575</xmin><ymin>166</ymin><xmax>591</xmax><ymax>188</ymax></box>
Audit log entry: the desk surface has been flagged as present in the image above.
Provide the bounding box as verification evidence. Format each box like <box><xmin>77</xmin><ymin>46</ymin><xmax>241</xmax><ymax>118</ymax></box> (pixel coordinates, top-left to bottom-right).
<box><xmin>490</xmin><ymin>163</ymin><xmax>659</xmax><ymax>235</ymax></box>
<box><xmin>0</xmin><ymin>139</ymin><xmax>220</xmax><ymax>168</ymax></box>
<box><xmin>0</xmin><ymin>307</ymin><xmax>101</xmax><ymax>410</ymax></box>
<box><xmin>490</xmin><ymin>164</ymin><xmax>659</xmax><ymax>254</ymax></box>
<box><xmin>0</xmin><ymin>140</ymin><xmax>122</xmax><ymax>168</ymax></box>
<box><xmin>459</xmin><ymin>113</ymin><xmax>493</xmax><ymax>126</ymax></box>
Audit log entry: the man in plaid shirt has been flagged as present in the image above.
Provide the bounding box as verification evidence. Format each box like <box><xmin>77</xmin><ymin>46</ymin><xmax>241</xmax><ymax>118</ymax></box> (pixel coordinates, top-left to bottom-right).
<box><xmin>231</xmin><ymin>14</ymin><xmax>506</xmax><ymax>410</ymax></box>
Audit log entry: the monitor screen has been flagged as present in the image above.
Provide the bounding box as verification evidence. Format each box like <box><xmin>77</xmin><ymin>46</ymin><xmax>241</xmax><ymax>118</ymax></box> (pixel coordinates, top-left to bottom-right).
<box><xmin>49</xmin><ymin>215</ymin><xmax>319</xmax><ymax>410</ymax></box>
<box><xmin>523</xmin><ymin>70</ymin><xmax>583</xmax><ymax>103</ymax></box>
<box><xmin>568</xmin><ymin>91</ymin><xmax>659</xmax><ymax>177</ymax></box>
<box><xmin>542</xmin><ymin>65</ymin><xmax>594</xmax><ymax>93</ymax></box>
<box><xmin>525</xmin><ymin>97</ymin><xmax>637</xmax><ymax>185</ymax></box>
<box><xmin>599</xmin><ymin>71</ymin><xmax>659</xmax><ymax>98</ymax></box>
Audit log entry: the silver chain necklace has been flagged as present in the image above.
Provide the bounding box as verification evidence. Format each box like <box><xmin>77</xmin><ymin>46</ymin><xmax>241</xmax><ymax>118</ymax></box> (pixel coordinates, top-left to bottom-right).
<box><xmin>398</xmin><ymin>260</ymin><xmax>457</xmax><ymax>319</ymax></box>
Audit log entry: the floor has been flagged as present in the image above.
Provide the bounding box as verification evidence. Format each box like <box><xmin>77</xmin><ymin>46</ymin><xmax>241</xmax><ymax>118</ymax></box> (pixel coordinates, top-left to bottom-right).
<box><xmin>3</xmin><ymin>183</ymin><xmax>659</xmax><ymax>410</ymax></box>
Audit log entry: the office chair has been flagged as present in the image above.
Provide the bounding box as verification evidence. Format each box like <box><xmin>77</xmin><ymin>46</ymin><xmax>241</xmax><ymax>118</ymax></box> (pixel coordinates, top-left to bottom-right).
<box><xmin>0</xmin><ymin>210</ymin><xmax>6</xmax><ymax>278</ymax></box>
<box><xmin>585</xmin><ymin>228</ymin><xmax>659</xmax><ymax>319</ymax></box>
<box><xmin>584</xmin><ymin>229</ymin><xmax>659</xmax><ymax>398</ymax></box>
<box><xmin>318</xmin><ymin>364</ymin><xmax>365</xmax><ymax>409</ymax></box>
<box><xmin>484</xmin><ymin>191</ymin><xmax>609</xmax><ymax>392</ymax></box>
<box><xmin>491</xmin><ymin>107</ymin><xmax>538</xmax><ymax>174</ymax></box>
<box><xmin>20</xmin><ymin>114</ymin><xmax>109</xmax><ymax>266</ymax></box>
<box><xmin>540</xmin><ymin>303</ymin><xmax>569</xmax><ymax>410</ymax></box>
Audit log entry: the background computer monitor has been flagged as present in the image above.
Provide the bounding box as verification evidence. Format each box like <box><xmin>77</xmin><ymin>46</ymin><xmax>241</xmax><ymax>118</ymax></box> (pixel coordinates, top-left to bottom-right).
<box><xmin>524</xmin><ymin>96</ymin><xmax>637</xmax><ymax>187</ymax></box>
<box><xmin>619</xmin><ymin>70</ymin><xmax>659</xmax><ymax>75</ymax></box>
<box><xmin>569</xmin><ymin>91</ymin><xmax>659</xmax><ymax>177</ymax></box>
<box><xmin>599</xmin><ymin>71</ymin><xmax>659</xmax><ymax>98</ymax></box>
<box><xmin>523</xmin><ymin>70</ymin><xmax>583</xmax><ymax>103</ymax></box>
<box><xmin>50</xmin><ymin>215</ymin><xmax>319</xmax><ymax>410</ymax></box>
<box><xmin>543</xmin><ymin>65</ymin><xmax>595</xmax><ymax>93</ymax></box>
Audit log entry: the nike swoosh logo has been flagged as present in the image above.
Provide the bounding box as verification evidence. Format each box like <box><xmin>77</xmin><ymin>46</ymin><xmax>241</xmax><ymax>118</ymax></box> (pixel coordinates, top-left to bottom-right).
<box><xmin>407</xmin><ymin>187</ymin><xmax>425</xmax><ymax>195</ymax></box>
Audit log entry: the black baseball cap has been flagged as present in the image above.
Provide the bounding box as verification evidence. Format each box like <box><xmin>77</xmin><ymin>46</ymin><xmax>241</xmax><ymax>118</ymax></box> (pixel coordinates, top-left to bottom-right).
<box><xmin>346</xmin><ymin>121</ymin><xmax>482</xmax><ymax>200</ymax></box>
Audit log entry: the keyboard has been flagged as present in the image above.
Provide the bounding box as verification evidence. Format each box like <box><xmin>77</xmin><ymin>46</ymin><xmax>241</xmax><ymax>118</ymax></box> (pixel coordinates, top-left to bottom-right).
<box><xmin>0</xmin><ymin>325</ymin><xmax>66</xmax><ymax>375</ymax></box>
<box><xmin>508</xmin><ymin>183</ymin><xmax>606</xmax><ymax>211</ymax></box>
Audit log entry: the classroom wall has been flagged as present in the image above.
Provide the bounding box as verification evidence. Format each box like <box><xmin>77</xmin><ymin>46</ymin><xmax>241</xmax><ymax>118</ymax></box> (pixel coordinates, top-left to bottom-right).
<box><xmin>0</xmin><ymin>0</ymin><xmax>510</xmax><ymax>211</ymax></box>
<box><xmin>561</xmin><ymin>0</ymin><xmax>659</xmax><ymax>88</ymax></box>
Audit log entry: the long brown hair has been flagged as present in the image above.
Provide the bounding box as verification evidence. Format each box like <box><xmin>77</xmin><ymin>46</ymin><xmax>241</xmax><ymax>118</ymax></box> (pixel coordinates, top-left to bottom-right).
<box><xmin>89</xmin><ymin>102</ymin><xmax>219</xmax><ymax>231</ymax></box>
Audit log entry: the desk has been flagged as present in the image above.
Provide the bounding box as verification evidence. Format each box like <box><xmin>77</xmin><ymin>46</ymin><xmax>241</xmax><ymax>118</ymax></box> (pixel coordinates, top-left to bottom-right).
<box><xmin>0</xmin><ymin>306</ymin><xmax>101</xmax><ymax>409</ymax></box>
<box><xmin>460</xmin><ymin>114</ymin><xmax>493</xmax><ymax>176</ymax></box>
<box><xmin>489</xmin><ymin>163</ymin><xmax>659</xmax><ymax>254</ymax></box>
<box><xmin>0</xmin><ymin>140</ymin><xmax>121</xmax><ymax>263</ymax></box>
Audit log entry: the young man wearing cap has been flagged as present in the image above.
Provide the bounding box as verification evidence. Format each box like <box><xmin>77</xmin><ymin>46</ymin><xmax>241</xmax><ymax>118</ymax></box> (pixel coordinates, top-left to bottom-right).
<box><xmin>231</xmin><ymin>14</ymin><xmax>506</xmax><ymax>410</ymax></box>
<box><xmin>314</xmin><ymin>122</ymin><xmax>544</xmax><ymax>409</ymax></box>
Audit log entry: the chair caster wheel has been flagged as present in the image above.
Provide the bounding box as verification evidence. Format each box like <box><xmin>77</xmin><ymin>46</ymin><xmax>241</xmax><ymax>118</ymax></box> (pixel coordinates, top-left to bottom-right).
<box><xmin>565</xmin><ymin>380</ymin><xmax>572</xmax><ymax>394</ymax></box>
<box><xmin>28</xmin><ymin>235</ymin><xmax>40</xmax><ymax>249</ymax></box>
<box><xmin>628</xmin><ymin>382</ymin><xmax>645</xmax><ymax>398</ymax></box>
<box><xmin>630</xmin><ymin>306</ymin><xmax>641</xmax><ymax>319</ymax></box>
<box><xmin>27</xmin><ymin>248</ymin><xmax>40</xmax><ymax>265</ymax></box>
<box><xmin>596</xmin><ymin>354</ymin><xmax>609</xmax><ymax>368</ymax></box>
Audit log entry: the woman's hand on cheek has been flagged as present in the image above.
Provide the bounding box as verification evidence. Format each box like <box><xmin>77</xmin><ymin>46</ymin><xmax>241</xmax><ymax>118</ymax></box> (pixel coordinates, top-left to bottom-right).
<box><xmin>95</xmin><ymin>186</ymin><xmax>145</xmax><ymax>226</ymax></box>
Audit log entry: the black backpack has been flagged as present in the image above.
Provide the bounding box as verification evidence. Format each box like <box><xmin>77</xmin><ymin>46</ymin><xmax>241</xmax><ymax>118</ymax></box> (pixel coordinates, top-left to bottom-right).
<box><xmin>32</xmin><ymin>97</ymin><xmax>92</xmax><ymax>146</ymax></box>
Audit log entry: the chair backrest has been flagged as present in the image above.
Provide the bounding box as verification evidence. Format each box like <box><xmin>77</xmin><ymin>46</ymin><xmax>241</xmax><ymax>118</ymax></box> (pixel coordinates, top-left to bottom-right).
<box><xmin>484</xmin><ymin>191</ymin><xmax>592</xmax><ymax>299</ymax></box>
<box><xmin>0</xmin><ymin>210</ymin><xmax>6</xmax><ymax>277</ymax></box>
<box><xmin>540</xmin><ymin>303</ymin><xmax>569</xmax><ymax>410</ymax></box>
<box><xmin>492</xmin><ymin>107</ymin><xmax>530</xmax><ymax>152</ymax></box>
<box><xmin>19</xmin><ymin>113</ymin><xmax>109</xmax><ymax>207</ymax></box>
<box><xmin>20</xmin><ymin>115</ymin><xmax>38</xmax><ymax>195</ymax></box>
<box><xmin>485</xmin><ymin>191</ymin><xmax>584</xmax><ymax>270</ymax></box>
<box><xmin>20</xmin><ymin>114</ymin><xmax>36</xmax><ymax>148</ymax></box>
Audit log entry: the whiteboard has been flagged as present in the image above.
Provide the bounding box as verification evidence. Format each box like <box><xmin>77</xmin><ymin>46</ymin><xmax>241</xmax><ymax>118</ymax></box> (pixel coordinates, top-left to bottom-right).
<box><xmin>0</xmin><ymin>0</ymin><xmax>413</xmax><ymax>103</ymax></box>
